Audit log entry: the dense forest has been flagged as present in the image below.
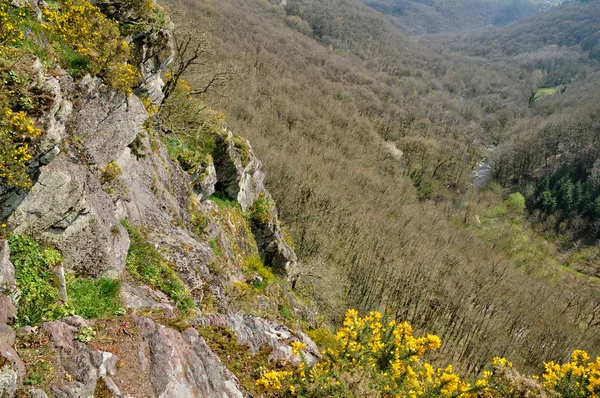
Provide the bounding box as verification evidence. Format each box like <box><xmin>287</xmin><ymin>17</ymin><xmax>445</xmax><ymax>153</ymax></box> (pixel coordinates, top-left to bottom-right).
<box><xmin>162</xmin><ymin>0</ymin><xmax>600</xmax><ymax>377</ymax></box>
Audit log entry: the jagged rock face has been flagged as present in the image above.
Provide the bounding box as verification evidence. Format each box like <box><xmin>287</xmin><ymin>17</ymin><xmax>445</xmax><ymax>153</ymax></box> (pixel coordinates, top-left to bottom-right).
<box><xmin>0</xmin><ymin>242</ymin><xmax>23</xmax><ymax>398</ymax></box>
<box><xmin>250</xmin><ymin>193</ymin><xmax>298</xmax><ymax>277</ymax></box>
<box><xmin>0</xmin><ymin>324</ymin><xmax>24</xmax><ymax>398</ymax></box>
<box><xmin>210</xmin><ymin>132</ymin><xmax>297</xmax><ymax>277</ymax></box>
<box><xmin>137</xmin><ymin>317</ymin><xmax>248</xmax><ymax>398</ymax></box>
<box><xmin>192</xmin><ymin>314</ymin><xmax>320</xmax><ymax>367</ymax></box>
<box><xmin>69</xmin><ymin>76</ymin><xmax>148</xmax><ymax>165</ymax></box>
<box><xmin>0</xmin><ymin>61</ymin><xmax>72</xmax><ymax>221</ymax></box>
<box><xmin>193</xmin><ymin>162</ymin><xmax>217</xmax><ymax>201</ymax></box>
<box><xmin>213</xmin><ymin>132</ymin><xmax>266</xmax><ymax>211</ymax></box>
<box><xmin>8</xmin><ymin>154</ymin><xmax>131</xmax><ymax>276</ymax></box>
<box><xmin>134</xmin><ymin>27</ymin><xmax>174</xmax><ymax>105</ymax></box>
<box><xmin>91</xmin><ymin>0</ymin><xmax>174</xmax><ymax>105</ymax></box>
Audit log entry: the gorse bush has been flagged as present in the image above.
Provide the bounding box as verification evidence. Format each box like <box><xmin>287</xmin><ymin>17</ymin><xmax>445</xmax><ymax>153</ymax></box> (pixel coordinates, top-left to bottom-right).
<box><xmin>0</xmin><ymin>1</ymin><xmax>26</xmax><ymax>49</ymax></box>
<box><xmin>253</xmin><ymin>309</ymin><xmax>600</xmax><ymax>397</ymax></box>
<box><xmin>256</xmin><ymin>309</ymin><xmax>489</xmax><ymax>397</ymax></box>
<box><xmin>542</xmin><ymin>350</ymin><xmax>600</xmax><ymax>397</ymax></box>
<box><xmin>0</xmin><ymin>108</ymin><xmax>41</xmax><ymax>190</ymax></box>
<box><xmin>42</xmin><ymin>0</ymin><xmax>139</xmax><ymax>91</ymax></box>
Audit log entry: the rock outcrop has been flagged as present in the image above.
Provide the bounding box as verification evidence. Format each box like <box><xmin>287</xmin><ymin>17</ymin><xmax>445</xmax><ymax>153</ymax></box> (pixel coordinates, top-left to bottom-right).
<box><xmin>192</xmin><ymin>314</ymin><xmax>320</xmax><ymax>367</ymax></box>
<box><xmin>0</xmin><ymin>1</ymin><xmax>315</xmax><ymax>396</ymax></box>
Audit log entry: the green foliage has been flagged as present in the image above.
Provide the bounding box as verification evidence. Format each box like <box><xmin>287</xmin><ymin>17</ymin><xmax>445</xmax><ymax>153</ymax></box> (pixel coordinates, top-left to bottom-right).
<box><xmin>0</xmin><ymin>109</ymin><xmax>41</xmax><ymax>190</ymax></box>
<box><xmin>24</xmin><ymin>358</ymin><xmax>55</xmax><ymax>386</ymax></box>
<box><xmin>67</xmin><ymin>277</ymin><xmax>125</xmax><ymax>319</ymax></box>
<box><xmin>42</xmin><ymin>0</ymin><xmax>139</xmax><ymax>92</ymax></box>
<box><xmin>209</xmin><ymin>192</ymin><xmax>241</xmax><ymax>209</ymax></box>
<box><xmin>277</xmin><ymin>303</ymin><xmax>292</xmax><ymax>320</ymax></box>
<box><xmin>505</xmin><ymin>192</ymin><xmax>526</xmax><ymax>216</ymax></box>
<box><xmin>9</xmin><ymin>234</ymin><xmax>126</xmax><ymax>326</ymax></box>
<box><xmin>244</xmin><ymin>254</ymin><xmax>274</xmax><ymax>290</ymax></box>
<box><xmin>76</xmin><ymin>326</ymin><xmax>96</xmax><ymax>342</ymax></box>
<box><xmin>529</xmin><ymin>164</ymin><xmax>600</xmax><ymax>241</ymax></box>
<box><xmin>209</xmin><ymin>238</ymin><xmax>223</xmax><ymax>257</ymax></box>
<box><xmin>99</xmin><ymin>161</ymin><xmax>122</xmax><ymax>195</ymax></box>
<box><xmin>248</xmin><ymin>193</ymin><xmax>274</xmax><ymax>225</ymax></box>
<box><xmin>9</xmin><ymin>234</ymin><xmax>73</xmax><ymax>327</ymax></box>
<box><xmin>232</xmin><ymin>135</ymin><xmax>250</xmax><ymax>167</ymax></box>
<box><xmin>121</xmin><ymin>220</ymin><xmax>195</xmax><ymax>311</ymax></box>
<box><xmin>159</xmin><ymin>79</ymin><xmax>222</xmax><ymax>179</ymax></box>
<box><xmin>190</xmin><ymin>206</ymin><xmax>209</xmax><ymax>236</ymax></box>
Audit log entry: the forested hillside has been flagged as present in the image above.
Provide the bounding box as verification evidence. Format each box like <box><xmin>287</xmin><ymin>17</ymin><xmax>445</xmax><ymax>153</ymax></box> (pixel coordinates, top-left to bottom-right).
<box><xmin>164</xmin><ymin>0</ymin><xmax>600</xmax><ymax>376</ymax></box>
<box><xmin>362</xmin><ymin>0</ymin><xmax>561</xmax><ymax>34</ymax></box>
<box><xmin>425</xmin><ymin>0</ymin><xmax>600</xmax><ymax>260</ymax></box>
<box><xmin>450</xmin><ymin>0</ymin><xmax>600</xmax><ymax>61</ymax></box>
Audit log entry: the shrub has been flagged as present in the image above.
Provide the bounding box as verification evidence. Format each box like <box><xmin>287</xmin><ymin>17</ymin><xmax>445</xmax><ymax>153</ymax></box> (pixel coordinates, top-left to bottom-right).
<box><xmin>255</xmin><ymin>309</ymin><xmax>490</xmax><ymax>397</ymax></box>
<box><xmin>9</xmin><ymin>234</ymin><xmax>126</xmax><ymax>326</ymax></box>
<box><xmin>42</xmin><ymin>0</ymin><xmax>139</xmax><ymax>92</ymax></box>
<box><xmin>248</xmin><ymin>193</ymin><xmax>275</xmax><ymax>225</ymax></box>
<box><xmin>244</xmin><ymin>254</ymin><xmax>274</xmax><ymax>289</ymax></box>
<box><xmin>99</xmin><ymin>161</ymin><xmax>122</xmax><ymax>195</ymax></box>
<box><xmin>0</xmin><ymin>108</ymin><xmax>41</xmax><ymax>190</ymax></box>
<box><xmin>541</xmin><ymin>350</ymin><xmax>600</xmax><ymax>397</ymax></box>
<box><xmin>122</xmin><ymin>220</ymin><xmax>195</xmax><ymax>311</ymax></box>
<box><xmin>159</xmin><ymin>78</ymin><xmax>222</xmax><ymax>175</ymax></box>
<box><xmin>505</xmin><ymin>192</ymin><xmax>526</xmax><ymax>216</ymax></box>
<box><xmin>0</xmin><ymin>2</ymin><xmax>26</xmax><ymax>49</ymax></box>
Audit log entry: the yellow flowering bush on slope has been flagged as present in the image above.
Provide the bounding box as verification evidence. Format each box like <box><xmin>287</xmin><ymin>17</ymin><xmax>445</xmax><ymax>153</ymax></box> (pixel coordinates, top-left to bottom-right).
<box><xmin>542</xmin><ymin>350</ymin><xmax>600</xmax><ymax>398</ymax></box>
<box><xmin>0</xmin><ymin>1</ymin><xmax>26</xmax><ymax>49</ymax></box>
<box><xmin>0</xmin><ymin>108</ymin><xmax>41</xmax><ymax>190</ymax></box>
<box><xmin>42</xmin><ymin>0</ymin><xmax>138</xmax><ymax>91</ymax></box>
<box><xmin>255</xmin><ymin>309</ymin><xmax>600</xmax><ymax>398</ymax></box>
<box><xmin>0</xmin><ymin>0</ymin><xmax>142</xmax><ymax>188</ymax></box>
<box><xmin>256</xmin><ymin>309</ymin><xmax>491</xmax><ymax>397</ymax></box>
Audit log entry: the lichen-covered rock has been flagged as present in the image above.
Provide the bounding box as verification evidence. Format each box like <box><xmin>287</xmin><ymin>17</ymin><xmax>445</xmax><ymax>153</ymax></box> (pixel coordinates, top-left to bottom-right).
<box><xmin>8</xmin><ymin>155</ymin><xmax>130</xmax><ymax>276</ymax></box>
<box><xmin>0</xmin><ymin>324</ymin><xmax>25</xmax><ymax>397</ymax></box>
<box><xmin>136</xmin><ymin>316</ymin><xmax>248</xmax><ymax>397</ymax></box>
<box><xmin>249</xmin><ymin>193</ymin><xmax>298</xmax><ymax>277</ymax></box>
<box><xmin>193</xmin><ymin>161</ymin><xmax>217</xmax><ymax>201</ymax></box>
<box><xmin>210</xmin><ymin>132</ymin><xmax>298</xmax><ymax>277</ymax></box>
<box><xmin>191</xmin><ymin>314</ymin><xmax>320</xmax><ymax>367</ymax></box>
<box><xmin>68</xmin><ymin>76</ymin><xmax>147</xmax><ymax>166</ymax></box>
<box><xmin>0</xmin><ymin>240</ymin><xmax>16</xmax><ymax>298</ymax></box>
<box><xmin>41</xmin><ymin>319</ymin><xmax>122</xmax><ymax>398</ymax></box>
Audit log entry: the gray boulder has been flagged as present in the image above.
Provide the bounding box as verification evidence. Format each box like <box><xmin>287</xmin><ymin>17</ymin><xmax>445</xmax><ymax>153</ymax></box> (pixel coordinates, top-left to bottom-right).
<box><xmin>68</xmin><ymin>76</ymin><xmax>147</xmax><ymax>166</ymax></box>
<box><xmin>8</xmin><ymin>155</ymin><xmax>130</xmax><ymax>276</ymax></box>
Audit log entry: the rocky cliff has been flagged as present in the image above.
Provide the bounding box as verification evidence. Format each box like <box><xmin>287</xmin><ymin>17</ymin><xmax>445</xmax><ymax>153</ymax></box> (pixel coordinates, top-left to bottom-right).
<box><xmin>0</xmin><ymin>0</ymin><xmax>315</xmax><ymax>396</ymax></box>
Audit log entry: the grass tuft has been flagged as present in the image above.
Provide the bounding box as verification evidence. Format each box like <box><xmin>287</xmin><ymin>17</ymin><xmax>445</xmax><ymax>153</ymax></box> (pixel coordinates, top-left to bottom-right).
<box><xmin>121</xmin><ymin>220</ymin><xmax>195</xmax><ymax>311</ymax></box>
